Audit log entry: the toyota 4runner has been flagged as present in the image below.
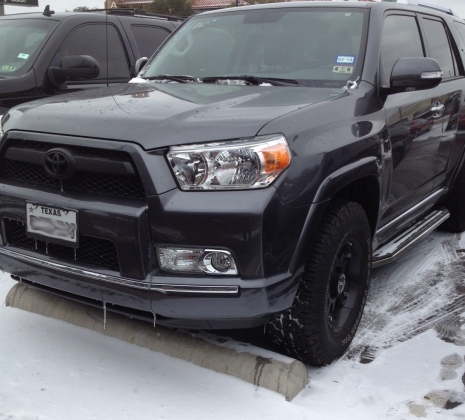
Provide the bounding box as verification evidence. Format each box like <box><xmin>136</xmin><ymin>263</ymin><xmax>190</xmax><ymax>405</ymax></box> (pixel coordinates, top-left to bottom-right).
<box><xmin>1</xmin><ymin>0</ymin><xmax>465</xmax><ymax>366</ymax></box>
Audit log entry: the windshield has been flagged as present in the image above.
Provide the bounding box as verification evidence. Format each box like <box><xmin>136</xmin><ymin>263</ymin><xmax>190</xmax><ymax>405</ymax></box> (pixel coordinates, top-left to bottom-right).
<box><xmin>142</xmin><ymin>7</ymin><xmax>367</xmax><ymax>87</ymax></box>
<box><xmin>0</xmin><ymin>19</ymin><xmax>58</xmax><ymax>77</ymax></box>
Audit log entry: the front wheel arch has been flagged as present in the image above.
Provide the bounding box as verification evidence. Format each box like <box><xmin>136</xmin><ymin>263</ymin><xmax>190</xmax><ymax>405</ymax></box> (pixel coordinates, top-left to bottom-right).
<box><xmin>288</xmin><ymin>171</ymin><xmax>380</xmax><ymax>276</ymax></box>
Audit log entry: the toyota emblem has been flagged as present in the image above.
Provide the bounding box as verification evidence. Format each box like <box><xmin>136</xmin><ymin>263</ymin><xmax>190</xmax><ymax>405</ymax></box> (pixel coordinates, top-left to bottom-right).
<box><xmin>44</xmin><ymin>148</ymin><xmax>76</xmax><ymax>180</ymax></box>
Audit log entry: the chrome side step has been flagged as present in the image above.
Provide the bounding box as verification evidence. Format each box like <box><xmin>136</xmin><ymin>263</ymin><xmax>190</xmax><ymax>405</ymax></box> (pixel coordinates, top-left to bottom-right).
<box><xmin>372</xmin><ymin>208</ymin><xmax>450</xmax><ymax>268</ymax></box>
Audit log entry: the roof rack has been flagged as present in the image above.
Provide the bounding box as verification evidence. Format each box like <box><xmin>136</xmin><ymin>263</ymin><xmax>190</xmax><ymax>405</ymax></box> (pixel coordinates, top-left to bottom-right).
<box><xmin>83</xmin><ymin>8</ymin><xmax>185</xmax><ymax>22</ymax></box>
<box><xmin>418</xmin><ymin>1</ymin><xmax>460</xmax><ymax>17</ymax></box>
<box><xmin>382</xmin><ymin>0</ymin><xmax>459</xmax><ymax>17</ymax></box>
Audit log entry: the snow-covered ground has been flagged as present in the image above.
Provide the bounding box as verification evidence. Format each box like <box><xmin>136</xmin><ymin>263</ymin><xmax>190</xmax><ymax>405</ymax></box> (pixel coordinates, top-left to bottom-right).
<box><xmin>1</xmin><ymin>230</ymin><xmax>465</xmax><ymax>420</ymax></box>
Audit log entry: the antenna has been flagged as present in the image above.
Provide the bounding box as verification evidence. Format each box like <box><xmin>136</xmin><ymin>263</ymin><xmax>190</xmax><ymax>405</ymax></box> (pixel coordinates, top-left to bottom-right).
<box><xmin>105</xmin><ymin>9</ymin><xmax>109</xmax><ymax>87</ymax></box>
<box><xmin>43</xmin><ymin>5</ymin><xmax>55</xmax><ymax>17</ymax></box>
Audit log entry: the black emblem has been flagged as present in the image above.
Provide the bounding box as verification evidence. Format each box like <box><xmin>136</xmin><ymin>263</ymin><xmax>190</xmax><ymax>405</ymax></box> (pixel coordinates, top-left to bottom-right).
<box><xmin>44</xmin><ymin>148</ymin><xmax>75</xmax><ymax>180</ymax></box>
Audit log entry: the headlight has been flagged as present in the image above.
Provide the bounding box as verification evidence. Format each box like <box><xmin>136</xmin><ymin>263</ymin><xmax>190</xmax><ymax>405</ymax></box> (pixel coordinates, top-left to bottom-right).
<box><xmin>167</xmin><ymin>134</ymin><xmax>291</xmax><ymax>190</ymax></box>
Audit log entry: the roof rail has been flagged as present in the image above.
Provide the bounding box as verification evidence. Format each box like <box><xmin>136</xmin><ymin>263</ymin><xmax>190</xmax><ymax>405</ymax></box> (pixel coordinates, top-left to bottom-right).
<box><xmin>418</xmin><ymin>1</ymin><xmax>459</xmax><ymax>17</ymax></box>
<box><xmin>82</xmin><ymin>8</ymin><xmax>185</xmax><ymax>22</ymax></box>
<box><xmin>382</xmin><ymin>0</ymin><xmax>459</xmax><ymax>17</ymax></box>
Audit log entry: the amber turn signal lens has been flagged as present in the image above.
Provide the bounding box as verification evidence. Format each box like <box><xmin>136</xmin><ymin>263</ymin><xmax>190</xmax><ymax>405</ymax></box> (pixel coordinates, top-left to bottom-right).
<box><xmin>261</xmin><ymin>144</ymin><xmax>291</xmax><ymax>174</ymax></box>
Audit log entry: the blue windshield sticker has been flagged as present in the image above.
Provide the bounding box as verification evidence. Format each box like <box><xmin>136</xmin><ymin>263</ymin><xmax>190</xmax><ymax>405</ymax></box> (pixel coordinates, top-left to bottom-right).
<box><xmin>336</xmin><ymin>55</ymin><xmax>356</xmax><ymax>64</ymax></box>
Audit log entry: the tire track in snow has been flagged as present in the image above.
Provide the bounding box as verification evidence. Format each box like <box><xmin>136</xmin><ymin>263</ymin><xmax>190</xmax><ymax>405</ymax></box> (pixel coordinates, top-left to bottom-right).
<box><xmin>346</xmin><ymin>231</ymin><xmax>465</xmax><ymax>363</ymax></box>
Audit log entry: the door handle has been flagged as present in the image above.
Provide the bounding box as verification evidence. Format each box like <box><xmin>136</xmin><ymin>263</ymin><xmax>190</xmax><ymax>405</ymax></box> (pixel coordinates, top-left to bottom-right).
<box><xmin>431</xmin><ymin>102</ymin><xmax>445</xmax><ymax>118</ymax></box>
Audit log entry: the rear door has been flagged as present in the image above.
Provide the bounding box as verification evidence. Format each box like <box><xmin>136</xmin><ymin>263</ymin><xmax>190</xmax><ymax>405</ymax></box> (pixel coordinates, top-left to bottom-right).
<box><xmin>425</xmin><ymin>16</ymin><xmax>465</xmax><ymax>186</ymax></box>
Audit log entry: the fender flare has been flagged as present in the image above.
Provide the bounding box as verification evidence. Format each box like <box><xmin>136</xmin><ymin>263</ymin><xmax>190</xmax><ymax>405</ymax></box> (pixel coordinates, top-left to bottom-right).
<box><xmin>313</xmin><ymin>156</ymin><xmax>381</xmax><ymax>203</ymax></box>
<box><xmin>288</xmin><ymin>156</ymin><xmax>381</xmax><ymax>274</ymax></box>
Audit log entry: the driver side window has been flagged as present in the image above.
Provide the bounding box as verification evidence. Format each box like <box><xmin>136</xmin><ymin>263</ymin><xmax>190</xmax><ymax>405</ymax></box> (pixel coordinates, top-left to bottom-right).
<box><xmin>380</xmin><ymin>14</ymin><xmax>424</xmax><ymax>88</ymax></box>
<box><xmin>57</xmin><ymin>24</ymin><xmax>130</xmax><ymax>81</ymax></box>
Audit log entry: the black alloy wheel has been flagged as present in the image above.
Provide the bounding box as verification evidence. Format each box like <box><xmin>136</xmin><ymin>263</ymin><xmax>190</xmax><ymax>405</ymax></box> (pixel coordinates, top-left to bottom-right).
<box><xmin>265</xmin><ymin>199</ymin><xmax>372</xmax><ymax>366</ymax></box>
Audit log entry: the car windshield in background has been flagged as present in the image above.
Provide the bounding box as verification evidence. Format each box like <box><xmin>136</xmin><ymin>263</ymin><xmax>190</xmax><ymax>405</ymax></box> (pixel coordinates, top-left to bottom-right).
<box><xmin>143</xmin><ymin>7</ymin><xmax>367</xmax><ymax>87</ymax></box>
<box><xmin>0</xmin><ymin>19</ymin><xmax>58</xmax><ymax>77</ymax></box>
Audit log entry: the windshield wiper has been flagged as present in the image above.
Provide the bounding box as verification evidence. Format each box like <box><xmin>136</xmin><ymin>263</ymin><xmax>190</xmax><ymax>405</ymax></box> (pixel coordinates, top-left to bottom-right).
<box><xmin>143</xmin><ymin>74</ymin><xmax>198</xmax><ymax>83</ymax></box>
<box><xmin>202</xmin><ymin>75</ymin><xmax>299</xmax><ymax>86</ymax></box>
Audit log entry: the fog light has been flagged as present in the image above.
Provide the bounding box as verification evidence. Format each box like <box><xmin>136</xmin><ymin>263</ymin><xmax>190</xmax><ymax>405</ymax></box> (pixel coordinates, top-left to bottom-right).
<box><xmin>200</xmin><ymin>251</ymin><xmax>235</xmax><ymax>274</ymax></box>
<box><xmin>157</xmin><ymin>247</ymin><xmax>238</xmax><ymax>275</ymax></box>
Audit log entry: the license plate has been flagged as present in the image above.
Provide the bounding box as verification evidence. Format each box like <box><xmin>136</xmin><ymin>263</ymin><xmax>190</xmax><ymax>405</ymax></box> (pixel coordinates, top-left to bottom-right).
<box><xmin>26</xmin><ymin>203</ymin><xmax>78</xmax><ymax>246</ymax></box>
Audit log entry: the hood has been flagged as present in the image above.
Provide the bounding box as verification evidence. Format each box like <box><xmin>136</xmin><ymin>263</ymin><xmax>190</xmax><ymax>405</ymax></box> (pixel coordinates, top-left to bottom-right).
<box><xmin>3</xmin><ymin>83</ymin><xmax>345</xmax><ymax>149</ymax></box>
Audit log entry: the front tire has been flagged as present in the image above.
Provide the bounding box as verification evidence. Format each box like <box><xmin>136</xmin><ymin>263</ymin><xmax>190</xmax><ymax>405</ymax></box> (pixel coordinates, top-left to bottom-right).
<box><xmin>266</xmin><ymin>200</ymin><xmax>372</xmax><ymax>366</ymax></box>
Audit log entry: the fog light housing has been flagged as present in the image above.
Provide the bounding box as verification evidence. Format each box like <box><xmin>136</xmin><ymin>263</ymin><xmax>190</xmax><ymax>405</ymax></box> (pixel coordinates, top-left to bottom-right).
<box><xmin>157</xmin><ymin>247</ymin><xmax>238</xmax><ymax>275</ymax></box>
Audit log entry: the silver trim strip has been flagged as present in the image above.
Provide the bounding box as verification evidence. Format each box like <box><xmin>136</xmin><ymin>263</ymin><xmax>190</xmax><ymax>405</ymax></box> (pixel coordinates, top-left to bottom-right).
<box><xmin>0</xmin><ymin>248</ymin><xmax>240</xmax><ymax>295</ymax></box>
<box><xmin>376</xmin><ymin>189</ymin><xmax>446</xmax><ymax>236</ymax></box>
<box><xmin>152</xmin><ymin>285</ymin><xmax>239</xmax><ymax>294</ymax></box>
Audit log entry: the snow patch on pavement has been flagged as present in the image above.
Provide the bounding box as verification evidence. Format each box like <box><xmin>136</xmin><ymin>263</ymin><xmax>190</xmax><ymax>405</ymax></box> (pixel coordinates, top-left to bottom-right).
<box><xmin>1</xmin><ymin>231</ymin><xmax>465</xmax><ymax>419</ymax></box>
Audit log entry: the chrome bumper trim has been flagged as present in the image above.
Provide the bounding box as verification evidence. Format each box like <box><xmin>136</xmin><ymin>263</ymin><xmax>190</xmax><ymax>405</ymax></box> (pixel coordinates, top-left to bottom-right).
<box><xmin>0</xmin><ymin>247</ymin><xmax>240</xmax><ymax>295</ymax></box>
<box><xmin>151</xmin><ymin>284</ymin><xmax>239</xmax><ymax>294</ymax></box>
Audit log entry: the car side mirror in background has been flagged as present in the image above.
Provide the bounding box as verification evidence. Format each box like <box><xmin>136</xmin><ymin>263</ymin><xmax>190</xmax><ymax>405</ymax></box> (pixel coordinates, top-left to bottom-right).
<box><xmin>390</xmin><ymin>57</ymin><xmax>443</xmax><ymax>92</ymax></box>
<box><xmin>49</xmin><ymin>55</ymin><xmax>100</xmax><ymax>87</ymax></box>
<box><xmin>131</xmin><ymin>57</ymin><xmax>148</xmax><ymax>78</ymax></box>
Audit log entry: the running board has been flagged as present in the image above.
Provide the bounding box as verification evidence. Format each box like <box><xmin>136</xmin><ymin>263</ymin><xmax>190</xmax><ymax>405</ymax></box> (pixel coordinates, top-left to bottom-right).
<box><xmin>372</xmin><ymin>209</ymin><xmax>450</xmax><ymax>268</ymax></box>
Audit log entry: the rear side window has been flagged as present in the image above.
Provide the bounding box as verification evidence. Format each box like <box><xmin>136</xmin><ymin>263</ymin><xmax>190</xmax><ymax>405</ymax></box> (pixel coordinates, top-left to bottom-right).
<box><xmin>454</xmin><ymin>21</ymin><xmax>465</xmax><ymax>45</ymax></box>
<box><xmin>57</xmin><ymin>24</ymin><xmax>130</xmax><ymax>80</ymax></box>
<box><xmin>131</xmin><ymin>25</ymin><xmax>171</xmax><ymax>58</ymax></box>
<box><xmin>380</xmin><ymin>15</ymin><xmax>424</xmax><ymax>87</ymax></box>
<box><xmin>422</xmin><ymin>18</ymin><xmax>456</xmax><ymax>78</ymax></box>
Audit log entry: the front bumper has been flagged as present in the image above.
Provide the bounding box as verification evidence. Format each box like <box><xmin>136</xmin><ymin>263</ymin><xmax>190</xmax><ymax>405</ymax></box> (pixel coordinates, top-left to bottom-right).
<box><xmin>0</xmin><ymin>247</ymin><xmax>301</xmax><ymax>329</ymax></box>
<box><xmin>0</xmin><ymin>132</ymin><xmax>307</xmax><ymax>329</ymax></box>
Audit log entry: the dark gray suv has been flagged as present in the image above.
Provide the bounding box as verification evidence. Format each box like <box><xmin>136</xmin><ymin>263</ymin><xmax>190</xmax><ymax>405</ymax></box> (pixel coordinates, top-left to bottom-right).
<box><xmin>1</xmin><ymin>1</ymin><xmax>465</xmax><ymax>366</ymax></box>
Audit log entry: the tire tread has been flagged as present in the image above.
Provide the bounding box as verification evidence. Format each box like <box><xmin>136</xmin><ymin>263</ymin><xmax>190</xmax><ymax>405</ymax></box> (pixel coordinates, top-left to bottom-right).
<box><xmin>266</xmin><ymin>199</ymin><xmax>371</xmax><ymax>366</ymax></box>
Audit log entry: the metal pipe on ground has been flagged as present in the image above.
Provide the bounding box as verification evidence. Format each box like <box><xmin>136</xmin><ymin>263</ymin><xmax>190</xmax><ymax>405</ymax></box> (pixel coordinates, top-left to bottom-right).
<box><xmin>5</xmin><ymin>282</ymin><xmax>308</xmax><ymax>401</ymax></box>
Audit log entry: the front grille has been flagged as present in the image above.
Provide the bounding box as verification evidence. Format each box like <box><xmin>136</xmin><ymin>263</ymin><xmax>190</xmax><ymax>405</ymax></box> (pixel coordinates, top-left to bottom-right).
<box><xmin>0</xmin><ymin>140</ymin><xmax>146</xmax><ymax>200</ymax></box>
<box><xmin>4</xmin><ymin>219</ymin><xmax>120</xmax><ymax>271</ymax></box>
<box><xmin>3</xmin><ymin>160</ymin><xmax>60</xmax><ymax>187</ymax></box>
<box><xmin>66</xmin><ymin>172</ymin><xmax>146</xmax><ymax>198</ymax></box>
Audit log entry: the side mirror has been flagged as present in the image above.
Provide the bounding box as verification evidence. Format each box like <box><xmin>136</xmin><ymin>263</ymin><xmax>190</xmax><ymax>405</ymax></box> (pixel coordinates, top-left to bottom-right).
<box><xmin>390</xmin><ymin>57</ymin><xmax>442</xmax><ymax>91</ymax></box>
<box><xmin>131</xmin><ymin>57</ymin><xmax>148</xmax><ymax>78</ymax></box>
<box><xmin>49</xmin><ymin>55</ymin><xmax>100</xmax><ymax>86</ymax></box>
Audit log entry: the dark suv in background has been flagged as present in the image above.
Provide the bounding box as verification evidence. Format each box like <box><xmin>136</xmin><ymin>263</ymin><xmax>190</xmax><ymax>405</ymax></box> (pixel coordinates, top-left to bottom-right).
<box><xmin>0</xmin><ymin>7</ymin><xmax>182</xmax><ymax>113</ymax></box>
<box><xmin>1</xmin><ymin>1</ymin><xmax>465</xmax><ymax>367</ymax></box>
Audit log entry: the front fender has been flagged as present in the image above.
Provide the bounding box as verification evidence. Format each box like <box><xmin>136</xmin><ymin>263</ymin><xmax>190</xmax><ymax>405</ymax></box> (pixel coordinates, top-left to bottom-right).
<box><xmin>313</xmin><ymin>156</ymin><xmax>381</xmax><ymax>203</ymax></box>
<box><xmin>288</xmin><ymin>157</ymin><xmax>381</xmax><ymax>275</ymax></box>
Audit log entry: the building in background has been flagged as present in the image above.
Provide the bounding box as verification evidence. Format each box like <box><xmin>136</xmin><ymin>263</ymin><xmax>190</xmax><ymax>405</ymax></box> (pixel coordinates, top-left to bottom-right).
<box><xmin>0</xmin><ymin>0</ymin><xmax>39</xmax><ymax>16</ymax></box>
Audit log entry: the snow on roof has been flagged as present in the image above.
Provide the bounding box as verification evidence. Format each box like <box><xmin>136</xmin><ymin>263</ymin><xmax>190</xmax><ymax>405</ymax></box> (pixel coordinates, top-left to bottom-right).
<box><xmin>117</xmin><ymin>0</ymin><xmax>153</xmax><ymax>4</ymax></box>
<box><xmin>191</xmin><ymin>0</ymin><xmax>338</xmax><ymax>10</ymax></box>
<box><xmin>192</xmin><ymin>0</ymin><xmax>233</xmax><ymax>8</ymax></box>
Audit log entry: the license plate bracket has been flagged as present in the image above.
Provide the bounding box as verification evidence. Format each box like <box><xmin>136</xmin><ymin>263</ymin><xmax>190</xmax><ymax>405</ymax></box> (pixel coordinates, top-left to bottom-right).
<box><xmin>26</xmin><ymin>203</ymin><xmax>78</xmax><ymax>247</ymax></box>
